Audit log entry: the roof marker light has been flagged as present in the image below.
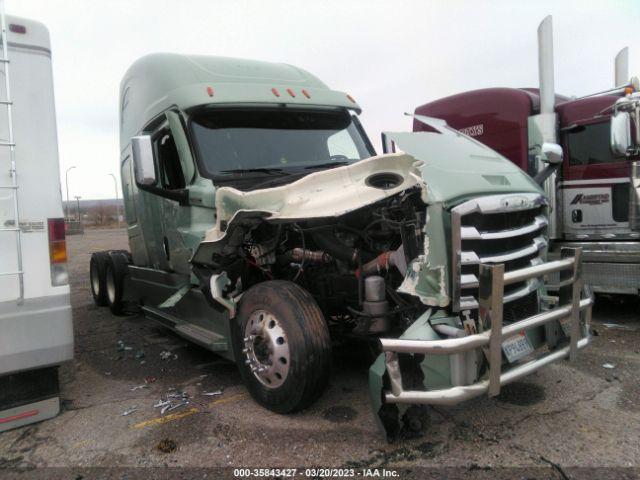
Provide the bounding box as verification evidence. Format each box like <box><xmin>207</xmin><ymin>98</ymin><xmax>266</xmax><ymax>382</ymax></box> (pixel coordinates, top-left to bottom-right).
<box><xmin>9</xmin><ymin>24</ymin><xmax>26</xmax><ymax>34</ymax></box>
<box><xmin>286</xmin><ymin>88</ymin><xmax>296</xmax><ymax>98</ymax></box>
<box><xmin>271</xmin><ymin>87</ymin><xmax>281</xmax><ymax>97</ymax></box>
<box><xmin>206</xmin><ymin>86</ymin><xmax>214</xmax><ymax>97</ymax></box>
<box><xmin>346</xmin><ymin>94</ymin><xmax>356</xmax><ymax>103</ymax></box>
<box><xmin>302</xmin><ymin>89</ymin><xmax>311</xmax><ymax>99</ymax></box>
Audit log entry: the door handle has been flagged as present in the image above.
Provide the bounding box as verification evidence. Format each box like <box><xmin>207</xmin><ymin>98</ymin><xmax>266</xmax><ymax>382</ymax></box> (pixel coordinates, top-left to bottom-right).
<box><xmin>163</xmin><ymin>236</ymin><xmax>170</xmax><ymax>260</ymax></box>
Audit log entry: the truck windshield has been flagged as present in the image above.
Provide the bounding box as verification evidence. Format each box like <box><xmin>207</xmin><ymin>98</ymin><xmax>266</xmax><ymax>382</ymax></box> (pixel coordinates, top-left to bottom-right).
<box><xmin>189</xmin><ymin>108</ymin><xmax>374</xmax><ymax>179</ymax></box>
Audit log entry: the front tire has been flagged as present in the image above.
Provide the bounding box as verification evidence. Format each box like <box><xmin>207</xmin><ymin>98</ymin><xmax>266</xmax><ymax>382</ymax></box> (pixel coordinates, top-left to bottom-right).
<box><xmin>232</xmin><ymin>280</ymin><xmax>331</xmax><ymax>413</ymax></box>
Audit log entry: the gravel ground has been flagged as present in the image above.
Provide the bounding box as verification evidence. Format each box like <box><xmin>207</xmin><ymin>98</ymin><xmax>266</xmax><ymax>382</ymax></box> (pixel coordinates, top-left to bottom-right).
<box><xmin>1</xmin><ymin>228</ymin><xmax>639</xmax><ymax>478</ymax></box>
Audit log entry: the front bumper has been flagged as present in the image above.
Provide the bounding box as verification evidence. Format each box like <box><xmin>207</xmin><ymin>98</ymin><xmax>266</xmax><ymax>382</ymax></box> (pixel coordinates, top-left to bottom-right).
<box><xmin>379</xmin><ymin>247</ymin><xmax>593</xmax><ymax>406</ymax></box>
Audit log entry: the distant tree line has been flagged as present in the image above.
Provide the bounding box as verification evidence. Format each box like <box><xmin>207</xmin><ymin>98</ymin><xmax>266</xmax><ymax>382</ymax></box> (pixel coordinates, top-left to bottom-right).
<box><xmin>63</xmin><ymin>199</ymin><xmax>123</xmax><ymax>228</ymax></box>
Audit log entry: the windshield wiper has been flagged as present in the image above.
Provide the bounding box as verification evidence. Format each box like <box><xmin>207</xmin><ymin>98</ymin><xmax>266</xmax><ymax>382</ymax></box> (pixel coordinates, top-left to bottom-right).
<box><xmin>304</xmin><ymin>161</ymin><xmax>349</xmax><ymax>170</ymax></box>
<box><xmin>220</xmin><ymin>168</ymin><xmax>290</xmax><ymax>176</ymax></box>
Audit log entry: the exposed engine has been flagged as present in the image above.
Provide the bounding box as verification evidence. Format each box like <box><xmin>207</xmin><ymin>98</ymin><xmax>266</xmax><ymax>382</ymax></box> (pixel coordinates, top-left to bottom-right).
<box><xmin>200</xmin><ymin>188</ymin><xmax>427</xmax><ymax>336</ymax></box>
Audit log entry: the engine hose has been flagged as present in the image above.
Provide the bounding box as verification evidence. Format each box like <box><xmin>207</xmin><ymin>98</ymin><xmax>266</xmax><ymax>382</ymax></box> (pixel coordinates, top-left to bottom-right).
<box><xmin>277</xmin><ymin>248</ymin><xmax>332</xmax><ymax>265</ymax></box>
<box><xmin>311</xmin><ymin>230</ymin><xmax>374</xmax><ymax>266</ymax></box>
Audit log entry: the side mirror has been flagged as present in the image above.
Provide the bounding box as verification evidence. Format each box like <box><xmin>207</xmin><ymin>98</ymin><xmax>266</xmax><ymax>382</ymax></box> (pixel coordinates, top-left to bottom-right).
<box><xmin>611</xmin><ymin>111</ymin><xmax>632</xmax><ymax>157</ymax></box>
<box><xmin>541</xmin><ymin>142</ymin><xmax>563</xmax><ymax>164</ymax></box>
<box><xmin>131</xmin><ymin>135</ymin><xmax>156</xmax><ymax>185</ymax></box>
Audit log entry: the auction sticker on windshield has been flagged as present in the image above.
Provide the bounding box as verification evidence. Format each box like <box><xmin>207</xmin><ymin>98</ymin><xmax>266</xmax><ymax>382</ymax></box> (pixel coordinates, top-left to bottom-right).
<box><xmin>502</xmin><ymin>332</ymin><xmax>534</xmax><ymax>363</ymax></box>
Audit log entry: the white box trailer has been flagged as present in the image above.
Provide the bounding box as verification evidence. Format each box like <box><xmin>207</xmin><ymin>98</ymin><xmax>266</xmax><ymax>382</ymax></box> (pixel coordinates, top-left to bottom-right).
<box><xmin>0</xmin><ymin>13</ymin><xmax>72</xmax><ymax>431</ymax></box>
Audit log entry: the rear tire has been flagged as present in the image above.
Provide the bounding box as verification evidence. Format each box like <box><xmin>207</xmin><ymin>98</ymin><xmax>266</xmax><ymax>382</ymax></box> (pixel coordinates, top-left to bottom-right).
<box><xmin>105</xmin><ymin>252</ymin><xmax>129</xmax><ymax>315</ymax></box>
<box><xmin>232</xmin><ymin>280</ymin><xmax>331</xmax><ymax>413</ymax></box>
<box><xmin>89</xmin><ymin>252</ymin><xmax>110</xmax><ymax>306</ymax></box>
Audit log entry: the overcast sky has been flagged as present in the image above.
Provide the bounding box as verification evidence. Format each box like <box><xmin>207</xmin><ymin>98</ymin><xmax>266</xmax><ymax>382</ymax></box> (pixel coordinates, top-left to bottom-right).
<box><xmin>9</xmin><ymin>0</ymin><xmax>640</xmax><ymax>200</ymax></box>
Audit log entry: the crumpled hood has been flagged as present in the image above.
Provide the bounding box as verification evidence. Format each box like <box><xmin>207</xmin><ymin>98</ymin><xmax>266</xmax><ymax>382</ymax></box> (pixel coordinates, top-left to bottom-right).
<box><xmin>385</xmin><ymin>131</ymin><xmax>543</xmax><ymax>205</ymax></box>
<box><xmin>202</xmin><ymin>153</ymin><xmax>424</xmax><ymax>245</ymax></box>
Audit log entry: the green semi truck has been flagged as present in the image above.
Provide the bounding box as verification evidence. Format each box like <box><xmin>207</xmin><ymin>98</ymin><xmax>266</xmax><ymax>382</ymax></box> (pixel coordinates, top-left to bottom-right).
<box><xmin>90</xmin><ymin>53</ymin><xmax>593</xmax><ymax>438</ymax></box>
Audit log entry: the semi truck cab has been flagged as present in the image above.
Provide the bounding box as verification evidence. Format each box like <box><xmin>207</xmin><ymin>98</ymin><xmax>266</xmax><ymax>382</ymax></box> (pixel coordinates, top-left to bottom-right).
<box><xmin>89</xmin><ymin>53</ymin><xmax>592</xmax><ymax>439</ymax></box>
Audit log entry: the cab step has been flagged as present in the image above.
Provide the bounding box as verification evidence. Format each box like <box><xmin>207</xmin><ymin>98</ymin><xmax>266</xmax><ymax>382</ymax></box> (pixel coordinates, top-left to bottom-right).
<box><xmin>174</xmin><ymin>323</ymin><xmax>228</xmax><ymax>351</ymax></box>
<box><xmin>141</xmin><ymin>305</ymin><xmax>228</xmax><ymax>352</ymax></box>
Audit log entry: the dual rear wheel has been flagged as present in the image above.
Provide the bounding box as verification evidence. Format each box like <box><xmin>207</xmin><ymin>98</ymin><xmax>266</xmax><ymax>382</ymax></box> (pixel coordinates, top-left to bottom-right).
<box><xmin>89</xmin><ymin>250</ymin><xmax>129</xmax><ymax>315</ymax></box>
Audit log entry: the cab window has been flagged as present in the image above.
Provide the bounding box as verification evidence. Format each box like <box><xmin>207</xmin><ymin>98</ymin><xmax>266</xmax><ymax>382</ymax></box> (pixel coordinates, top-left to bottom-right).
<box><xmin>566</xmin><ymin>122</ymin><xmax>618</xmax><ymax>166</ymax></box>
<box><xmin>154</xmin><ymin>129</ymin><xmax>185</xmax><ymax>190</ymax></box>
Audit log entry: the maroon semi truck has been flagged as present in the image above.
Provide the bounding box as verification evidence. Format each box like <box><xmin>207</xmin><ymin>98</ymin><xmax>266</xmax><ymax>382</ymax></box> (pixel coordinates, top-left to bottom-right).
<box><xmin>413</xmin><ymin>16</ymin><xmax>640</xmax><ymax>296</ymax></box>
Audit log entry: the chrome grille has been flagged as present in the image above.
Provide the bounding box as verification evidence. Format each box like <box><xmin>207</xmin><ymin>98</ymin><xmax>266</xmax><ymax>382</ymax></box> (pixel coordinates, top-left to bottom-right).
<box><xmin>451</xmin><ymin>193</ymin><xmax>548</xmax><ymax>311</ymax></box>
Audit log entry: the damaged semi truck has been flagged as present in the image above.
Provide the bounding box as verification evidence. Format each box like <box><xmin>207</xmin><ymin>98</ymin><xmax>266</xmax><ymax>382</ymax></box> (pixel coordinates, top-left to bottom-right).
<box><xmin>90</xmin><ymin>53</ymin><xmax>593</xmax><ymax>437</ymax></box>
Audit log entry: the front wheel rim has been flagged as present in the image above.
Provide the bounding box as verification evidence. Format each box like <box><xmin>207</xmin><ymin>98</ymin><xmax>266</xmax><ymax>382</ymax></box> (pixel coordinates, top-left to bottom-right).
<box><xmin>243</xmin><ymin>309</ymin><xmax>291</xmax><ymax>389</ymax></box>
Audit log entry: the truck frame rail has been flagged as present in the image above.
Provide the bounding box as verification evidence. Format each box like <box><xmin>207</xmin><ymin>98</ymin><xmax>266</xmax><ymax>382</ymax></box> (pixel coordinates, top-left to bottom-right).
<box><xmin>380</xmin><ymin>247</ymin><xmax>593</xmax><ymax>405</ymax></box>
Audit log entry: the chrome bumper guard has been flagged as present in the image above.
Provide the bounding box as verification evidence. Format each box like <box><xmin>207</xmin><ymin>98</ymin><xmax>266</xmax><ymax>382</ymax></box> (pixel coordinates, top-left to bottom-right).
<box><xmin>380</xmin><ymin>247</ymin><xmax>594</xmax><ymax>406</ymax></box>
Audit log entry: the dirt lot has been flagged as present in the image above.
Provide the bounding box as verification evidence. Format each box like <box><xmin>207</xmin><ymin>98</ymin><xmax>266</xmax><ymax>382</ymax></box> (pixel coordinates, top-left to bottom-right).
<box><xmin>1</xmin><ymin>228</ymin><xmax>640</xmax><ymax>478</ymax></box>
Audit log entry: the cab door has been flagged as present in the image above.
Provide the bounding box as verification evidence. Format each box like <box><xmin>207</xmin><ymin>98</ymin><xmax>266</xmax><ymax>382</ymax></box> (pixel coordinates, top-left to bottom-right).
<box><xmin>561</xmin><ymin>119</ymin><xmax>631</xmax><ymax>239</ymax></box>
<box><xmin>150</xmin><ymin>112</ymin><xmax>194</xmax><ymax>274</ymax></box>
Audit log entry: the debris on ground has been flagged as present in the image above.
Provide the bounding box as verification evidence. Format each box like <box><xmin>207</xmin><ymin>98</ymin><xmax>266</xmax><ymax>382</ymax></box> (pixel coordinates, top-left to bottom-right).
<box><xmin>203</xmin><ymin>389</ymin><xmax>223</xmax><ymax>396</ymax></box>
<box><xmin>104</xmin><ymin>372</ymin><xmax>112</xmax><ymax>376</ymax></box>
<box><xmin>154</xmin><ymin>390</ymin><xmax>190</xmax><ymax>414</ymax></box>
<box><xmin>160</xmin><ymin>350</ymin><xmax>178</xmax><ymax>361</ymax></box>
<box><xmin>603</xmin><ymin>323</ymin><xmax>639</xmax><ymax>331</ymax></box>
<box><xmin>145</xmin><ymin>376</ymin><xmax>157</xmax><ymax>384</ymax></box>
<box><xmin>156</xmin><ymin>438</ymin><xmax>177</xmax><ymax>453</ymax></box>
<box><xmin>130</xmin><ymin>384</ymin><xmax>148</xmax><ymax>391</ymax></box>
<box><xmin>135</xmin><ymin>349</ymin><xmax>145</xmax><ymax>359</ymax></box>
<box><xmin>602</xmin><ymin>363</ymin><xmax>616</xmax><ymax>369</ymax></box>
<box><xmin>117</xmin><ymin>340</ymin><xmax>133</xmax><ymax>352</ymax></box>
<box><xmin>121</xmin><ymin>406</ymin><xmax>139</xmax><ymax>416</ymax></box>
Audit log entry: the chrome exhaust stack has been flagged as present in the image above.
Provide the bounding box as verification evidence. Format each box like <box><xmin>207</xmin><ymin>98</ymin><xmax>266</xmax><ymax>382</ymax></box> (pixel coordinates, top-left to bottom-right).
<box><xmin>538</xmin><ymin>15</ymin><xmax>556</xmax><ymax>118</ymax></box>
<box><xmin>529</xmin><ymin>15</ymin><xmax>562</xmax><ymax>239</ymax></box>
<box><xmin>615</xmin><ymin>47</ymin><xmax>629</xmax><ymax>88</ymax></box>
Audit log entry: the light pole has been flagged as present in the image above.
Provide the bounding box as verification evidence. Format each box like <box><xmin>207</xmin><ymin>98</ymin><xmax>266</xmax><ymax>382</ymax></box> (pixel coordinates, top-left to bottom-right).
<box><xmin>74</xmin><ymin>196</ymin><xmax>81</xmax><ymax>222</ymax></box>
<box><xmin>65</xmin><ymin>166</ymin><xmax>76</xmax><ymax>220</ymax></box>
<box><xmin>108</xmin><ymin>173</ymin><xmax>121</xmax><ymax>228</ymax></box>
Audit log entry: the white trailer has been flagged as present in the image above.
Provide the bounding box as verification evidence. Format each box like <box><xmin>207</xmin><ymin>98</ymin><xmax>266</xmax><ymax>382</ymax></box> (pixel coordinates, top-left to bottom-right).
<box><xmin>0</xmin><ymin>12</ymin><xmax>72</xmax><ymax>431</ymax></box>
